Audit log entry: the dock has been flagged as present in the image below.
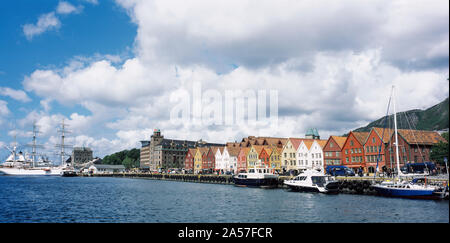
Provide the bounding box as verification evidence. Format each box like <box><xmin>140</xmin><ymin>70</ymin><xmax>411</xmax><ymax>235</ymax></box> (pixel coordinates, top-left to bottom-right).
<box><xmin>81</xmin><ymin>172</ymin><xmax>448</xmax><ymax>199</ymax></box>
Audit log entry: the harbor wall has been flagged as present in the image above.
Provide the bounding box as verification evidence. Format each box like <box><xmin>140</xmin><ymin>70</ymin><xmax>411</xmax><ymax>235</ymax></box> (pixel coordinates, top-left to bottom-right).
<box><xmin>84</xmin><ymin>172</ymin><xmax>448</xmax><ymax>196</ymax></box>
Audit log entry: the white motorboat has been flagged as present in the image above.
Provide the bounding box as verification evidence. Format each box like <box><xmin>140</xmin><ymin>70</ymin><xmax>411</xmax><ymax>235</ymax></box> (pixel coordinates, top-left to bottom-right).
<box><xmin>233</xmin><ymin>167</ymin><xmax>279</xmax><ymax>188</ymax></box>
<box><xmin>284</xmin><ymin>169</ymin><xmax>340</xmax><ymax>193</ymax></box>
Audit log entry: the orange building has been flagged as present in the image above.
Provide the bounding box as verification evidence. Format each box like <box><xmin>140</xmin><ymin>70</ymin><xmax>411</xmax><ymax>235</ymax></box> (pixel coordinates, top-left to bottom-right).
<box><xmin>342</xmin><ymin>131</ymin><xmax>369</xmax><ymax>173</ymax></box>
<box><xmin>323</xmin><ymin>136</ymin><xmax>346</xmax><ymax>171</ymax></box>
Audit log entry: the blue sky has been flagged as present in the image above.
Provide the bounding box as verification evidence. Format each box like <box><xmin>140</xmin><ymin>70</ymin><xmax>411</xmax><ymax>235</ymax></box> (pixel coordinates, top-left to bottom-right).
<box><xmin>0</xmin><ymin>0</ymin><xmax>448</xmax><ymax>163</ymax></box>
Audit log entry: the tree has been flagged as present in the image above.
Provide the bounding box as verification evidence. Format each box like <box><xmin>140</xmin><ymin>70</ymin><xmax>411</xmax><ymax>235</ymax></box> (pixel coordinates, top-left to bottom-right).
<box><xmin>430</xmin><ymin>132</ymin><xmax>448</xmax><ymax>166</ymax></box>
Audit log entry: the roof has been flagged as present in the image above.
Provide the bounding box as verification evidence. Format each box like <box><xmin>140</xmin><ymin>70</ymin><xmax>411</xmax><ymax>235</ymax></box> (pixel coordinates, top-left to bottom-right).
<box><xmin>252</xmin><ymin>145</ymin><xmax>270</xmax><ymax>155</ymax></box>
<box><xmin>227</xmin><ymin>146</ymin><xmax>241</xmax><ymax>157</ymax></box>
<box><xmin>239</xmin><ymin>147</ymin><xmax>251</xmax><ymax>156</ymax></box>
<box><xmin>371</xmin><ymin>127</ymin><xmax>394</xmax><ymax>144</ymax></box>
<box><xmin>352</xmin><ymin>132</ymin><xmax>370</xmax><ymax>145</ymax></box>
<box><xmin>197</xmin><ymin>147</ymin><xmax>209</xmax><ymax>155</ymax></box>
<box><xmin>396</xmin><ymin>129</ymin><xmax>446</xmax><ymax>145</ymax></box>
<box><xmin>330</xmin><ymin>136</ymin><xmax>347</xmax><ymax>148</ymax></box>
<box><xmin>91</xmin><ymin>164</ymin><xmax>125</xmax><ymax>169</ymax></box>
<box><xmin>316</xmin><ymin>139</ymin><xmax>328</xmax><ymax>148</ymax></box>
<box><xmin>289</xmin><ymin>138</ymin><xmax>304</xmax><ymax>150</ymax></box>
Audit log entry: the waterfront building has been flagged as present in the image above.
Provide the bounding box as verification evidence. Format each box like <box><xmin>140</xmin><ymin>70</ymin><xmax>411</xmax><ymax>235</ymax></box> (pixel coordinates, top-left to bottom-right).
<box><xmin>269</xmin><ymin>145</ymin><xmax>282</xmax><ymax>173</ymax></box>
<box><xmin>140</xmin><ymin>141</ymin><xmax>151</xmax><ymax>169</ymax></box>
<box><xmin>342</xmin><ymin>131</ymin><xmax>369</xmax><ymax>173</ymax></box>
<box><xmin>294</xmin><ymin>139</ymin><xmax>313</xmax><ymax>172</ymax></box>
<box><xmin>226</xmin><ymin>145</ymin><xmax>241</xmax><ymax>174</ymax></box>
<box><xmin>184</xmin><ymin>148</ymin><xmax>197</xmax><ymax>172</ymax></box>
<box><xmin>281</xmin><ymin>138</ymin><xmax>298</xmax><ymax>173</ymax></box>
<box><xmin>140</xmin><ymin>129</ymin><xmax>224</xmax><ymax>171</ymax></box>
<box><xmin>220</xmin><ymin>147</ymin><xmax>231</xmax><ymax>173</ymax></box>
<box><xmin>214</xmin><ymin>147</ymin><xmax>224</xmax><ymax>172</ymax></box>
<box><xmin>323</xmin><ymin>136</ymin><xmax>347</xmax><ymax>171</ymax></box>
<box><xmin>247</xmin><ymin>146</ymin><xmax>259</xmax><ymax>169</ymax></box>
<box><xmin>194</xmin><ymin>147</ymin><xmax>207</xmax><ymax>174</ymax></box>
<box><xmin>364</xmin><ymin>127</ymin><xmax>392</xmax><ymax>173</ymax></box>
<box><xmin>253</xmin><ymin>145</ymin><xmax>271</xmax><ymax>168</ymax></box>
<box><xmin>237</xmin><ymin>147</ymin><xmax>250</xmax><ymax>173</ymax></box>
<box><xmin>384</xmin><ymin>128</ymin><xmax>446</xmax><ymax>169</ymax></box>
<box><xmin>202</xmin><ymin>147</ymin><xmax>217</xmax><ymax>173</ymax></box>
<box><xmin>72</xmin><ymin>147</ymin><xmax>93</xmax><ymax>164</ymax></box>
<box><xmin>88</xmin><ymin>164</ymin><xmax>126</xmax><ymax>174</ymax></box>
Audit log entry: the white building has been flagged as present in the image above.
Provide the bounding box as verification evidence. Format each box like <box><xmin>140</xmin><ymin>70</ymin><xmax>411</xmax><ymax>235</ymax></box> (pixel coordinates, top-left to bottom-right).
<box><xmin>296</xmin><ymin>139</ymin><xmax>327</xmax><ymax>172</ymax></box>
<box><xmin>88</xmin><ymin>164</ymin><xmax>126</xmax><ymax>174</ymax></box>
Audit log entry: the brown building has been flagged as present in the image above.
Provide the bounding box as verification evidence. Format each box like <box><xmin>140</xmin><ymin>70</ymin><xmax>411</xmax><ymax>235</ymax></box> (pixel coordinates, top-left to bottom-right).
<box><xmin>384</xmin><ymin>129</ymin><xmax>446</xmax><ymax>169</ymax></box>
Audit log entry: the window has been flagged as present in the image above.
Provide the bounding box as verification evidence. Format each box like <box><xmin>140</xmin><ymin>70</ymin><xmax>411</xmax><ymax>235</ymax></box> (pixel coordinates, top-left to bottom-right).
<box><xmin>350</xmin><ymin>140</ymin><xmax>354</xmax><ymax>146</ymax></box>
<box><xmin>372</xmin><ymin>137</ymin><xmax>375</xmax><ymax>143</ymax></box>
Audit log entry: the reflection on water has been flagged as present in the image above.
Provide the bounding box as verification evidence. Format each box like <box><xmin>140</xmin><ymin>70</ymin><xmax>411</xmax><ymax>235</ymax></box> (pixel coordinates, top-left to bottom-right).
<box><xmin>0</xmin><ymin>176</ymin><xmax>448</xmax><ymax>223</ymax></box>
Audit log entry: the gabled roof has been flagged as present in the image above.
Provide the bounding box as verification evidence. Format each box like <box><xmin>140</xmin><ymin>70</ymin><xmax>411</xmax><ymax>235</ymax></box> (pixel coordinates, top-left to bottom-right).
<box><xmin>197</xmin><ymin>147</ymin><xmax>209</xmax><ymax>155</ymax></box>
<box><xmin>302</xmin><ymin>139</ymin><xmax>315</xmax><ymax>150</ymax></box>
<box><xmin>239</xmin><ymin>147</ymin><xmax>251</xmax><ymax>156</ymax></box>
<box><xmin>352</xmin><ymin>131</ymin><xmax>370</xmax><ymax>145</ymax></box>
<box><xmin>289</xmin><ymin>138</ymin><xmax>304</xmax><ymax>150</ymax></box>
<box><xmin>371</xmin><ymin>127</ymin><xmax>394</xmax><ymax>144</ymax></box>
<box><xmin>252</xmin><ymin>145</ymin><xmax>268</xmax><ymax>155</ymax></box>
<box><xmin>330</xmin><ymin>136</ymin><xmax>347</xmax><ymax>149</ymax></box>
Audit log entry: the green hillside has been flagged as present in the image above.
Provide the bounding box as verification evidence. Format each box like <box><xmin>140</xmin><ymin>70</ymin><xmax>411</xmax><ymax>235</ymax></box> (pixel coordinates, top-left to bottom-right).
<box><xmin>354</xmin><ymin>97</ymin><xmax>449</xmax><ymax>132</ymax></box>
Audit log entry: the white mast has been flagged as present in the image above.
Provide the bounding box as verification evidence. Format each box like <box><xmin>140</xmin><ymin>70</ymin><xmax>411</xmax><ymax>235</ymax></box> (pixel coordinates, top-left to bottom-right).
<box><xmin>55</xmin><ymin>119</ymin><xmax>72</xmax><ymax>167</ymax></box>
<box><xmin>392</xmin><ymin>85</ymin><xmax>402</xmax><ymax>178</ymax></box>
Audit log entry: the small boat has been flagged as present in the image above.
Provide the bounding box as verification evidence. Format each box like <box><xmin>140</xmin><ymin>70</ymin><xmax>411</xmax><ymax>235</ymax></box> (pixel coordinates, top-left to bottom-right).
<box><xmin>61</xmin><ymin>170</ymin><xmax>78</xmax><ymax>177</ymax></box>
<box><xmin>284</xmin><ymin>169</ymin><xmax>339</xmax><ymax>193</ymax></box>
<box><xmin>371</xmin><ymin>179</ymin><xmax>439</xmax><ymax>199</ymax></box>
<box><xmin>233</xmin><ymin>167</ymin><xmax>279</xmax><ymax>188</ymax></box>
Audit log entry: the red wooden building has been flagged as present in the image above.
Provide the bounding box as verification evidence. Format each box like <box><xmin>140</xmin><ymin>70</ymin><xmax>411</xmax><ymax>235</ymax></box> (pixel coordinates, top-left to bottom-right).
<box><xmin>323</xmin><ymin>136</ymin><xmax>346</xmax><ymax>171</ymax></box>
<box><xmin>237</xmin><ymin>147</ymin><xmax>249</xmax><ymax>173</ymax></box>
<box><xmin>342</xmin><ymin>131</ymin><xmax>369</xmax><ymax>173</ymax></box>
<box><xmin>184</xmin><ymin>148</ymin><xmax>197</xmax><ymax>171</ymax></box>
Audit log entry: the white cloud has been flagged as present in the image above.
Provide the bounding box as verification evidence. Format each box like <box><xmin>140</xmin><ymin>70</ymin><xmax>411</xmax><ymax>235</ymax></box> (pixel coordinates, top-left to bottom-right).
<box><xmin>23</xmin><ymin>12</ymin><xmax>61</xmax><ymax>40</ymax></box>
<box><xmin>0</xmin><ymin>100</ymin><xmax>9</xmax><ymax>116</ymax></box>
<box><xmin>0</xmin><ymin>87</ymin><xmax>31</xmax><ymax>102</ymax></box>
<box><xmin>16</xmin><ymin>0</ymin><xmax>450</xmax><ymax>157</ymax></box>
<box><xmin>56</xmin><ymin>1</ymin><xmax>83</xmax><ymax>15</ymax></box>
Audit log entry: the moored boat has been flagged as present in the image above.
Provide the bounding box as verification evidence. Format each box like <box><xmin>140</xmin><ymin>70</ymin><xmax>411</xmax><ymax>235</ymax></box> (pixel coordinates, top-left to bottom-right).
<box><xmin>233</xmin><ymin>167</ymin><xmax>279</xmax><ymax>188</ymax></box>
<box><xmin>284</xmin><ymin>169</ymin><xmax>339</xmax><ymax>193</ymax></box>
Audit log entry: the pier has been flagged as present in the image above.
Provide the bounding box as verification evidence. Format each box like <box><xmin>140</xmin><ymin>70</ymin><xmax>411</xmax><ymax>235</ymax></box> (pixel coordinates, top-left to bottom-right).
<box><xmin>83</xmin><ymin>172</ymin><xmax>448</xmax><ymax>198</ymax></box>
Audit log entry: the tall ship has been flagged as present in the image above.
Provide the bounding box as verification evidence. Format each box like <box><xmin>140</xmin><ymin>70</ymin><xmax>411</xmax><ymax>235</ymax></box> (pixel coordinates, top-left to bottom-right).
<box><xmin>0</xmin><ymin>121</ymin><xmax>69</xmax><ymax>176</ymax></box>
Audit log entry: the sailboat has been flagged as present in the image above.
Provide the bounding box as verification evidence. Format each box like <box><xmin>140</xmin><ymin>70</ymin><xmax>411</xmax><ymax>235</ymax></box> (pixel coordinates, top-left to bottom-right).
<box><xmin>371</xmin><ymin>85</ymin><xmax>440</xmax><ymax>199</ymax></box>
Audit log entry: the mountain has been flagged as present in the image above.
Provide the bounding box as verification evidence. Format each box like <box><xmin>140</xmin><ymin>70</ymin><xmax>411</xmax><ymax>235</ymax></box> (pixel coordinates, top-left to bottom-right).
<box><xmin>354</xmin><ymin>97</ymin><xmax>449</xmax><ymax>132</ymax></box>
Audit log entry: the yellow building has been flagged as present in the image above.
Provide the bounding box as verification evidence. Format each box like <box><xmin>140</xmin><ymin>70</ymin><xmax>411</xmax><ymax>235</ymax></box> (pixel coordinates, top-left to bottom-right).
<box><xmin>194</xmin><ymin>147</ymin><xmax>208</xmax><ymax>174</ymax></box>
<box><xmin>281</xmin><ymin>138</ymin><xmax>298</xmax><ymax>172</ymax></box>
<box><xmin>269</xmin><ymin>145</ymin><xmax>282</xmax><ymax>173</ymax></box>
<box><xmin>247</xmin><ymin>145</ymin><xmax>259</xmax><ymax>169</ymax></box>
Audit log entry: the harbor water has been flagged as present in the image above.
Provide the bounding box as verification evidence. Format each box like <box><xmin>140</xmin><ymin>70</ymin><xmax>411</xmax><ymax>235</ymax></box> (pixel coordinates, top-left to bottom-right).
<box><xmin>0</xmin><ymin>176</ymin><xmax>448</xmax><ymax>223</ymax></box>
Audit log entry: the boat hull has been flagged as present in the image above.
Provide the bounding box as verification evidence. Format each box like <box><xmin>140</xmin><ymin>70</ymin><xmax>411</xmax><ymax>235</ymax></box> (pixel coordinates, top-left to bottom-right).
<box><xmin>233</xmin><ymin>177</ymin><xmax>279</xmax><ymax>188</ymax></box>
<box><xmin>285</xmin><ymin>181</ymin><xmax>339</xmax><ymax>194</ymax></box>
<box><xmin>371</xmin><ymin>185</ymin><xmax>438</xmax><ymax>199</ymax></box>
<box><xmin>0</xmin><ymin>167</ymin><xmax>62</xmax><ymax>176</ymax></box>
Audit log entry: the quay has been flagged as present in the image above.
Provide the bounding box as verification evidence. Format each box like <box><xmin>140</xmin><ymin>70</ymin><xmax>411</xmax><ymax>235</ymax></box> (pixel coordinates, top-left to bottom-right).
<box><xmin>81</xmin><ymin>172</ymin><xmax>449</xmax><ymax>198</ymax></box>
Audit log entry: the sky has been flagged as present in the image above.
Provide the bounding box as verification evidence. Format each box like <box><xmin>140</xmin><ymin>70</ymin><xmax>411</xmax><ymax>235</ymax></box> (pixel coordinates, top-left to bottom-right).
<box><xmin>0</xmin><ymin>0</ymin><xmax>448</xmax><ymax>163</ymax></box>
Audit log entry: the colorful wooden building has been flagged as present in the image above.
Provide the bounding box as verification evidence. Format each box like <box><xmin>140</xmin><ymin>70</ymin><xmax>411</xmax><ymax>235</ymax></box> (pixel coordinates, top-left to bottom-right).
<box><xmin>342</xmin><ymin>131</ymin><xmax>369</xmax><ymax>173</ymax></box>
